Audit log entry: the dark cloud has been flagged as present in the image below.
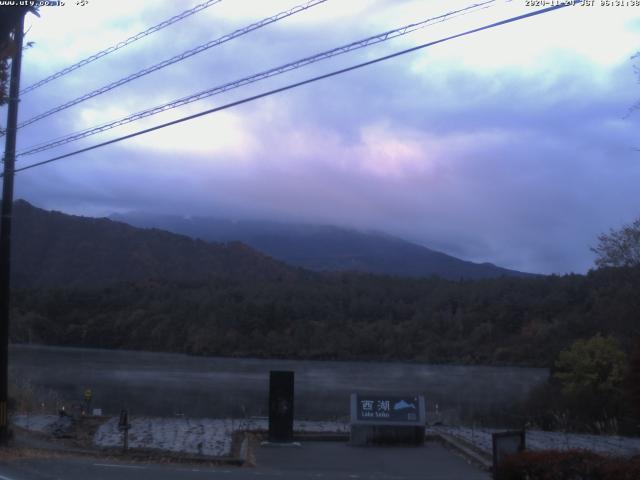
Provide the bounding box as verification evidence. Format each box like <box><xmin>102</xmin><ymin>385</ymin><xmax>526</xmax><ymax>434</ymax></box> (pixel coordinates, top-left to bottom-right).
<box><xmin>6</xmin><ymin>1</ymin><xmax>640</xmax><ymax>275</ymax></box>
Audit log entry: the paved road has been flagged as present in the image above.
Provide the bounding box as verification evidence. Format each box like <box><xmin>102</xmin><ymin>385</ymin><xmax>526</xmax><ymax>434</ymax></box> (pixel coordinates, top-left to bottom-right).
<box><xmin>0</xmin><ymin>442</ymin><xmax>489</xmax><ymax>479</ymax></box>
<box><xmin>256</xmin><ymin>442</ymin><xmax>489</xmax><ymax>479</ymax></box>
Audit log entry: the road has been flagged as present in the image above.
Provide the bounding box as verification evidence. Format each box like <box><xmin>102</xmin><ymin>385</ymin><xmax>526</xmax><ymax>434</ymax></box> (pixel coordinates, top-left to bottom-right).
<box><xmin>0</xmin><ymin>442</ymin><xmax>489</xmax><ymax>480</ymax></box>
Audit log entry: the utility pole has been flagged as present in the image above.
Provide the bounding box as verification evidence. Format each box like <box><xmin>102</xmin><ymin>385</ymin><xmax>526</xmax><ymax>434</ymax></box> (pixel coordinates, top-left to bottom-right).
<box><xmin>0</xmin><ymin>10</ymin><xmax>25</xmax><ymax>445</ymax></box>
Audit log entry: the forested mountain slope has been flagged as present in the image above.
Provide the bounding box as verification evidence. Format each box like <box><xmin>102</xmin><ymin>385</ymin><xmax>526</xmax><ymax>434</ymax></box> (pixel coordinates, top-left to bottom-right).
<box><xmin>12</xmin><ymin>200</ymin><xmax>298</xmax><ymax>288</ymax></box>
<box><xmin>112</xmin><ymin>212</ymin><xmax>534</xmax><ymax>280</ymax></box>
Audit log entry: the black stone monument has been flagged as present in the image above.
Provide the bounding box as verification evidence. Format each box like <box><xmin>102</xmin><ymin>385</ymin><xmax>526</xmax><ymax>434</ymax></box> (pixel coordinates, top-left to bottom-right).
<box><xmin>268</xmin><ymin>370</ymin><xmax>294</xmax><ymax>443</ymax></box>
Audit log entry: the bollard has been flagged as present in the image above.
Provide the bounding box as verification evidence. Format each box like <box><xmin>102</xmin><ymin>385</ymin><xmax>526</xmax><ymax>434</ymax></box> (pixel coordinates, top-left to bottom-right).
<box><xmin>118</xmin><ymin>409</ymin><xmax>130</xmax><ymax>453</ymax></box>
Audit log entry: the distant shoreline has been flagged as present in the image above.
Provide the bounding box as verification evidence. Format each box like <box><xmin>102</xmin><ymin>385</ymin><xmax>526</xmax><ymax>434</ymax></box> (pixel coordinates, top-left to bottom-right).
<box><xmin>9</xmin><ymin>343</ymin><xmax>551</xmax><ymax>372</ymax></box>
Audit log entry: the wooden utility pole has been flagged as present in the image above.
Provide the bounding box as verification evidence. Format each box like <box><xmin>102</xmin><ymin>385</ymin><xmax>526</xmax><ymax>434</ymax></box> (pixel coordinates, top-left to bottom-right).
<box><xmin>0</xmin><ymin>10</ymin><xmax>25</xmax><ymax>445</ymax></box>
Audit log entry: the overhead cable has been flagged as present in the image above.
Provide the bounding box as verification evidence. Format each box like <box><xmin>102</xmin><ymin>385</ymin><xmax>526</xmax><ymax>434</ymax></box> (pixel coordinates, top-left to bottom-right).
<box><xmin>9</xmin><ymin>2</ymin><xmax>579</xmax><ymax>175</ymax></box>
<box><xmin>20</xmin><ymin>0</ymin><xmax>224</xmax><ymax>95</ymax></box>
<box><xmin>17</xmin><ymin>0</ymin><xmax>495</xmax><ymax>158</ymax></box>
<box><xmin>14</xmin><ymin>0</ymin><xmax>328</xmax><ymax>131</ymax></box>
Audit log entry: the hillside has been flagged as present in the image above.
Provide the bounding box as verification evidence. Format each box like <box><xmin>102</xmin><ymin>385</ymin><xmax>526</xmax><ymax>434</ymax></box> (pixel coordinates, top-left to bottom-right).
<box><xmin>11</xmin><ymin>265</ymin><xmax>640</xmax><ymax>367</ymax></box>
<box><xmin>7</xmin><ymin>202</ymin><xmax>639</xmax><ymax>368</ymax></box>
<box><xmin>11</xmin><ymin>200</ymin><xmax>299</xmax><ymax>288</ymax></box>
<box><xmin>111</xmin><ymin>212</ymin><xmax>533</xmax><ymax>280</ymax></box>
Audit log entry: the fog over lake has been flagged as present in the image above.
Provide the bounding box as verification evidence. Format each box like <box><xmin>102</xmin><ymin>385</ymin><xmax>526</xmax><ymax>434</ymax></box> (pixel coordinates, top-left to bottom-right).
<box><xmin>10</xmin><ymin>345</ymin><xmax>547</xmax><ymax>421</ymax></box>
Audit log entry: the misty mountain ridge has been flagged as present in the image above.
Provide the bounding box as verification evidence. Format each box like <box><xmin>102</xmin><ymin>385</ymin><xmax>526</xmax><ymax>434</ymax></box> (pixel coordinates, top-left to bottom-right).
<box><xmin>11</xmin><ymin>200</ymin><xmax>300</xmax><ymax>289</ymax></box>
<box><xmin>110</xmin><ymin>211</ymin><xmax>534</xmax><ymax>280</ymax></box>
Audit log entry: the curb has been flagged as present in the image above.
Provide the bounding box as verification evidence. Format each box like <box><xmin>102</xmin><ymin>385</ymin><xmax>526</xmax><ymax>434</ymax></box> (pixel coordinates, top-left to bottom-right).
<box><xmin>17</xmin><ymin>425</ymin><xmax>495</xmax><ymax>470</ymax></box>
<box><xmin>99</xmin><ymin>447</ymin><xmax>246</xmax><ymax>466</ymax></box>
<box><xmin>293</xmin><ymin>432</ymin><xmax>349</xmax><ymax>442</ymax></box>
<box><xmin>13</xmin><ymin>428</ymin><xmax>246</xmax><ymax>466</ymax></box>
<box><xmin>8</xmin><ymin>442</ymin><xmax>247</xmax><ymax>466</ymax></box>
<box><xmin>431</xmin><ymin>432</ymin><xmax>492</xmax><ymax>471</ymax></box>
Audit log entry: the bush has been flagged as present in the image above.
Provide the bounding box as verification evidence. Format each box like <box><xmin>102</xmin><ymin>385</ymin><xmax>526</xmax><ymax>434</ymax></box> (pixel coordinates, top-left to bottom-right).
<box><xmin>8</xmin><ymin>380</ymin><xmax>67</xmax><ymax>414</ymax></box>
<box><xmin>494</xmin><ymin>450</ymin><xmax>640</xmax><ymax>480</ymax></box>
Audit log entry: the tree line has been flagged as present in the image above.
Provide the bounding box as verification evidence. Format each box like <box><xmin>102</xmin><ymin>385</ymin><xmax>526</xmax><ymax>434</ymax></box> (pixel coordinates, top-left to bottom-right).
<box><xmin>9</xmin><ymin>265</ymin><xmax>640</xmax><ymax>368</ymax></box>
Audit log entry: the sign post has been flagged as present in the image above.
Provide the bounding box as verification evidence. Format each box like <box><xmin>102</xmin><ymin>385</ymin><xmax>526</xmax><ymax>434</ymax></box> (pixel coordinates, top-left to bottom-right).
<box><xmin>0</xmin><ymin>9</ymin><xmax>25</xmax><ymax>446</ymax></box>
<box><xmin>350</xmin><ymin>393</ymin><xmax>426</xmax><ymax>446</ymax></box>
<box><xmin>118</xmin><ymin>409</ymin><xmax>131</xmax><ymax>453</ymax></box>
<box><xmin>492</xmin><ymin>430</ymin><xmax>525</xmax><ymax>476</ymax></box>
<box><xmin>82</xmin><ymin>388</ymin><xmax>92</xmax><ymax>416</ymax></box>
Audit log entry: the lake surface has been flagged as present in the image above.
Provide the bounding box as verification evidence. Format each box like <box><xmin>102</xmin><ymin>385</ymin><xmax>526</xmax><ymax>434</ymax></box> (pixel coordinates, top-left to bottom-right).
<box><xmin>9</xmin><ymin>345</ymin><xmax>548</xmax><ymax>421</ymax></box>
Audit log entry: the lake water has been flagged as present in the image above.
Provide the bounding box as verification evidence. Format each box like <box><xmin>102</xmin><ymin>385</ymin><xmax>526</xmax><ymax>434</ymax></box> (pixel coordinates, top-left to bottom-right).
<box><xmin>9</xmin><ymin>344</ymin><xmax>548</xmax><ymax>421</ymax></box>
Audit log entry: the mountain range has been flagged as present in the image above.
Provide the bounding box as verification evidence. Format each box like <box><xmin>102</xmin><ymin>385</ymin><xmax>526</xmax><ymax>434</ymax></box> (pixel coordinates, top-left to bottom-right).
<box><xmin>8</xmin><ymin>200</ymin><xmax>640</xmax><ymax>371</ymax></box>
<box><xmin>111</xmin><ymin>211</ymin><xmax>533</xmax><ymax>280</ymax></box>
<box><xmin>9</xmin><ymin>200</ymin><xmax>532</xmax><ymax>288</ymax></box>
<box><xmin>11</xmin><ymin>200</ymin><xmax>298</xmax><ymax>288</ymax></box>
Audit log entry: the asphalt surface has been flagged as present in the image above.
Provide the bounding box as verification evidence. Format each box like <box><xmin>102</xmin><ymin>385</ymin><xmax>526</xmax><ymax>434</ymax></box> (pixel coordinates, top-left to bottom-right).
<box><xmin>256</xmin><ymin>441</ymin><xmax>489</xmax><ymax>479</ymax></box>
<box><xmin>0</xmin><ymin>442</ymin><xmax>489</xmax><ymax>479</ymax></box>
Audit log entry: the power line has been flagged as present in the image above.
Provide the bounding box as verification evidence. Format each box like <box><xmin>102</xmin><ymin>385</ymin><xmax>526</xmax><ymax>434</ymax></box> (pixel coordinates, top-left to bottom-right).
<box><xmin>20</xmin><ymin>0</ymin><xmax>224</xmax><ymax>95</ymax></box>
<box><xmin>9</xmin><ymin>2</ymin><xmax>578</xmax><ymax>176</ymax></box>
<box><xmin>17</xmin><ymin>0</ymin><xmax>496</xmax><ymax>158</ymax></box>
<box><xmin>13</xmin><ymin>0</ymin><xmax>328</xmax><ymax>132</ymax></box>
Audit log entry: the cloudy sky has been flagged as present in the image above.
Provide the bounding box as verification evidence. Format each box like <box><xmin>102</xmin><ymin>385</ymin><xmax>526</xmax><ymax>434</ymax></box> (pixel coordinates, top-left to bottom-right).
<box><xmin>3</xmin><ymin>0</ymin><xmax>639</xmax><ymax>274</ymax></box>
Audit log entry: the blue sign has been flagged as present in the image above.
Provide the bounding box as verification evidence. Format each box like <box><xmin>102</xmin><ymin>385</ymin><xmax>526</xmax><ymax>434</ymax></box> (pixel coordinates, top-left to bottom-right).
<box><xmin>356</xmin><ymin>395</ymin><xmax>420</xmax><ymax>422</ymax></box>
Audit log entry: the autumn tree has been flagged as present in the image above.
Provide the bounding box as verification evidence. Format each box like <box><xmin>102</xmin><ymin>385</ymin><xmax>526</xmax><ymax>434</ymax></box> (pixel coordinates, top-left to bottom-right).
<box><xmin>0</xmin><ymin>28</ymin><xmax>13</xmax><ymax>110</ymax></box>
<box><xmin>554</xmin><ymin>334</ymin><xmax>627</xmax><ymax>421</ymax></box>
<box><xmin>555</xmin><ymin>334</ymin><xmax>626</xmax><ymax>397</ymax></box>
<box><xmin>632</xmin><ymin>51</ymin><xmax>639</xmax><ymax>117</ymax></box>
<box><xmin>591</xmin><ymin>217</ymin><xmax>640</xmax><ymax>268</ymax></box>
<box><xmin>1</xmin><ymin>7</ymin><xmax>26</xmax><ymax>106</ymax></box>
<box><xmin>626</xmin><ymin>338</ymin><xmax>640</xmax><ymax>420</ymax></box>
<box><xmin>1</xmin><ymin>5</ymin><xmax>35</xmax><ymax>140</ymax></box>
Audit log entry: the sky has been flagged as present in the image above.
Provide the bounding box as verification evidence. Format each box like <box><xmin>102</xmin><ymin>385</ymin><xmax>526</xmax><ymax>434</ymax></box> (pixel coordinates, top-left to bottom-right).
<box><xmin>2</xmin><ymin>0</ymin><xmax>639</xmax><ymax>275</ymax></box>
